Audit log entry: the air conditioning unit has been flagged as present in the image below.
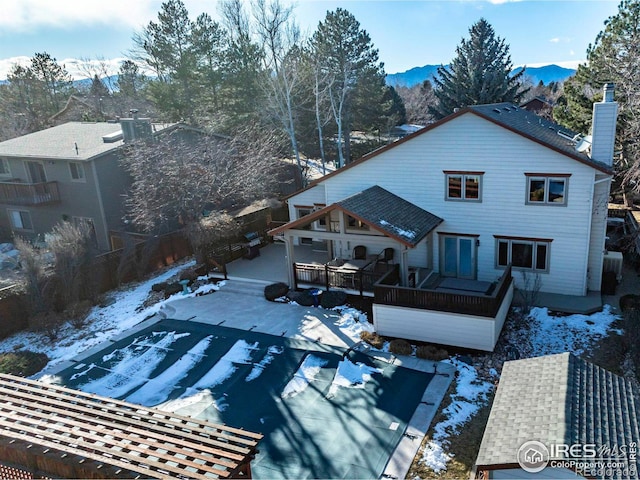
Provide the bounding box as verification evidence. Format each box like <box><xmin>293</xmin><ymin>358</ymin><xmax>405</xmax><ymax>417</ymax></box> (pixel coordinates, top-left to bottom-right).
<box><xmin>603</xmin><ymin>250</ymin><xmax>623</xmax><ymax>282</ymax></box>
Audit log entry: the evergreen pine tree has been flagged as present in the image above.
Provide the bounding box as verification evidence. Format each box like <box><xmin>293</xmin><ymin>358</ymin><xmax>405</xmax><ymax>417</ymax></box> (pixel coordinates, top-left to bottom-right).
<box><xmin>430</xmin><ymin>19</ymin><xmax>527</xmax><ymax>119</ymax></box>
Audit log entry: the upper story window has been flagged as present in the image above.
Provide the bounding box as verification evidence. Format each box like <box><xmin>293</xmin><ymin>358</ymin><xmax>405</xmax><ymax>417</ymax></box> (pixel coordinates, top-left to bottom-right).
<box><xmin>496</xmin><ymin>235</ymin><xmax>551</xmax><ymax>272</ymax></box>
<box><xmin>526</xmin><ymin>173</ymin><xmax>569</xmax><ymax>205</ymax></box>
<box><xmin>444</xmin><ymin>171</ymin><xmax>483</xmax><ymax>201</ymax></box>
<box><xmin>69</xmin><ymin>162</ymin><xmax>85</xmax><ymax>182</ymax></box>
<box><xmin>0</xmin><ymin>158</ymin><xmax>11</xmax><ymax>178</ymax></box>
<box><xmin>346</xmin><ymin>214</ymin><xmax>369</xmax><ymax>231</ymax></box>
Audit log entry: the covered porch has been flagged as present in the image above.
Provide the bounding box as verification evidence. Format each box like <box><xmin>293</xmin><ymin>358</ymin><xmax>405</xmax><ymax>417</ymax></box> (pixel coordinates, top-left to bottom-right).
<box><xmin>269</xmin><ymin>186</ymin><xmax>444</xmax><ymax>294</ymax></box>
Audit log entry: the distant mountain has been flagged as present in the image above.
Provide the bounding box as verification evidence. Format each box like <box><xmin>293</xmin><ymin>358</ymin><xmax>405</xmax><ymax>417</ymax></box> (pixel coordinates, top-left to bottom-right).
<box><xmin>386</xmin><ymin>64</ymin><xmax>576</xmax><ymax>88</ymax></box>
<box><xmin>511</xmin><ymin>65</ymin><xmax>577</xmax><ymax>86</ymax></box>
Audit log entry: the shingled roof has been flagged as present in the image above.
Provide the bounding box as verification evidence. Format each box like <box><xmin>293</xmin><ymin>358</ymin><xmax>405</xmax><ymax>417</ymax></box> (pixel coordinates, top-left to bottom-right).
<box><xmin>269</xmin><ymin>186</ymin><xmax>442</xmax><ymax>247</ymax></box>
<box><xmin>468</xmin><ymin>103</ymin><xmax>611</xmax><ymax>173</ymax></box>
<box><xmin>284</xmin><ymin>100</ymin><xmax>612</xmax><ymax>201</ymax></box>
<box><xmin>476</xmin><ymin>353</ymin><xmax>640</xmax><ymax>478</ymax></box>
<box><xmin>337</xmin><ymin>186</ymin><xmax>443</xmax><ymax>246</ymax></box>
<box><xmin>0</xmin><ymin>121</ymin><xmax>174</xmax><ymax>161</ymax></box>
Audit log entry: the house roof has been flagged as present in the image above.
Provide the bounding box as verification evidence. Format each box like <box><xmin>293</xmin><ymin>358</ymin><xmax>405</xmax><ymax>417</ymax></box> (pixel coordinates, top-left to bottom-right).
<box><xmin>285</xmin><ymin>102</ymin><xmax>612</xmax><ymax>200</ymax></box>
<box><xmin>468</xmin><ymin>103</ymin><xmax>610</xmax><ymax>172</ymax></box>
<box><xmin>0</xmin><ymin>121</ymin><xmax>174</xmax><ymax>161</ymax></box>
<box><xmin>475</xmin><ymin>353</ymin><xmax>640</xmax><ymax>477</ymax></box>
<box><xmin>270</xmin><ymin>186</ymin><xmax>443</xmax><ymax>248</ymax></box>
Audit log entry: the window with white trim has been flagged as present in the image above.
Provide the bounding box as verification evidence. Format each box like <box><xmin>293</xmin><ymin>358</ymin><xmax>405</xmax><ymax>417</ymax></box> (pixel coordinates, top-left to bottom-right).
<box><xmin>0</xmin><ymin>158</ymin><xmax>11</xmax><ymax>178</ymax></box>
<box><xmin>69</xmin><ymin>162</ymin><xmax>85</xmax><ymax>181</ymax></box>
<box><xmin>496</xmin><ymin>237</ymin><xmax>550</xmax><ymax>272</ymax></box>
<box><xmin>445</xmin><ymin>172</ymin><xmax>482</xmax><ymax>201</ymax></box>
<box><xmin>8</xmin><ymin>210</ymin><xmax>33</xmax><ymax>230</ymax></box>
<box><xmin>527</xmin><ymin>175</ymin><xmax>568</xmax><ymax>205</ymax></box>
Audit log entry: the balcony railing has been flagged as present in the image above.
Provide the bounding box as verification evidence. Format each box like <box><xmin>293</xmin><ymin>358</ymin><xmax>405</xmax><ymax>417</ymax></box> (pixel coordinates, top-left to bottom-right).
<box><xmin>0</xmin><ymin>181</ymin><xmax>60</xmax><ymax>206</ymax></box>
<box><xmin>293</xmin><ymin>262</ymin><xmax>389</xmax><ymax>295</ymax></box>
<box><xmin>373</xmin><ymin>264</ymin><xmax>513</xmax><ymax>318</ymax></box>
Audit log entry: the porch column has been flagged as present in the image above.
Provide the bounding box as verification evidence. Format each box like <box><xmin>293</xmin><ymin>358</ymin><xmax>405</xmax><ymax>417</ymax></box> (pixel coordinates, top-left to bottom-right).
<box><xmin>400</xmin><ymin>247</ymin><xmax>409</xmax><ymax>286</ymax></box>
<box><xmin>284</xmin><ymin>234</ymin><xmax>295</xmax><ymax>287</ymax></box>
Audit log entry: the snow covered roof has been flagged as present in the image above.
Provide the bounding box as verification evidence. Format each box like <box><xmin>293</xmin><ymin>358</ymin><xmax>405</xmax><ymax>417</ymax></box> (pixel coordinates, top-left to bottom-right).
<box><xmin>336</xmin><ymin>186</ymin><xmax>442</xmax><ymax>246</ymax></box>
<box><xmin>475</xmin><ymin>352</ymin><xmax>640</xmax><ymax>477</ymax></box>
<box><xmin>270</xmin><ymin>185</ymin><xmax>442</xmax><ymax>247</ymax></box>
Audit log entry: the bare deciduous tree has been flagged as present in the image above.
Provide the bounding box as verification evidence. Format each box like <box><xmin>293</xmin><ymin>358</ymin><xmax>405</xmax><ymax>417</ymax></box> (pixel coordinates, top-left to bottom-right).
<box><xmin>48</xmin><ymin>221</ymin><xmax>100</xmax><ymax>310</ymax></box>
<box><xmin>121</xmin><ymin>126</ymin><xmax>283</xmax><ymax>239</ymax></box>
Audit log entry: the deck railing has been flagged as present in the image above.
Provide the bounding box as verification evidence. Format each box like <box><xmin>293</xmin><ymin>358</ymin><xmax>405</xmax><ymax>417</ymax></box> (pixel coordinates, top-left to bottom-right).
<box><xmin>293</xmin><ymin>262</ymin><xmax>388</xmax><ymax>295</ymax></box>
<box><xmin>0</xmin><ymin>181</ymin><xmax>60</xmax><ymax>206</ymax></box>
<box><xmin>373</xmin><ymin>264</ymin><xmax>513</xmax><ymax>317</ymax></box>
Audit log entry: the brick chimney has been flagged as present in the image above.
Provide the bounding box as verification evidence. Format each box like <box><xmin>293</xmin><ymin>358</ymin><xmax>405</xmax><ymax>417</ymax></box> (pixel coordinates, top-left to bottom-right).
<box><xmin>590</xmin><ymin>83</ymin><xmax>618</xmax><ymax>166</ymax></box>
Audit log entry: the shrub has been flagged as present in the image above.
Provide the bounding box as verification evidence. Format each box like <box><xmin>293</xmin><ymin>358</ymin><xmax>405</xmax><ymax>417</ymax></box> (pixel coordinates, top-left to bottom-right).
<box><xmin>164</xmin><ymin>282</ymin><xmax>183</xmax><ymax>298</ymax></box>
<box><xmin>0</xmin><ymin>351</ymin><xmax>49</xmax><ymax>376</ymax></box>
<box><xmin>286</xmin><ymin>290</ymin><xmax>315</xmax><ymax>306</ymax></box>
<box><xmin>179</xmin><ymin>268</ymin><xmax>198</xmax><ymax>283</ymax></box>
<box><xmin>416</xmin><ymin>344</ymin><xmax>449</xmax><ymax>361</ymax></box>
<box><xmin>360</xmin><ymin>331</ymin><xmax>384</xmax><ymax>349</ymax></box>
<box><xmin>619</xmin><ymin>294</ymin><xmax>640</xmax><ymax>312</ymax></box>
<box><xmin>151</xmin><ymin>282</ymin><xmax>167</xmax><ymax>292</ymax></box>
<box><xmin>389</xmin><ymin>338</ymin><xmax>412</xmax><ymax>356</ymax></box>
<box><xmin>320</xmin><ymin>290</ymin><xmax>347</xmax><ymax>308</ymax></box>
<box><xmin>67</xmin><ymin>300</ymin><xmax>93</xmax><ymax>329</ymax></box>
<box><xmin>264</xmin><ymin>282</ymin><xmax>289</xmax><ymax>301</ymax></box>
<box><xmin>29</xmin><ymin>311</ymin><xmax>63</xmax><ymax>341</ymax></box>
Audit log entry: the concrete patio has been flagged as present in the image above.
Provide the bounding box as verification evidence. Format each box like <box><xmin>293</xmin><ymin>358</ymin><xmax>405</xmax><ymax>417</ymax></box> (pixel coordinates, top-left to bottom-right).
<box><xmin>225</xmin><ymin>242</ymin><xmax>328</xmax><ymax>284</ymax></box>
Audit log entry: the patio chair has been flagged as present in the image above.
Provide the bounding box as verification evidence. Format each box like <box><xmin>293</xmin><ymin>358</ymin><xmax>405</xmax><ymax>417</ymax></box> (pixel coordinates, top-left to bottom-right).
<box><xmin>375</xmin><ymin>248</ymin><xmax>394</xmax><ymax>267</ymax></box>
<box><xmin>353</xmin><ymin>245</ymin><xmax>367</xmax><ymax>260</ymax></box>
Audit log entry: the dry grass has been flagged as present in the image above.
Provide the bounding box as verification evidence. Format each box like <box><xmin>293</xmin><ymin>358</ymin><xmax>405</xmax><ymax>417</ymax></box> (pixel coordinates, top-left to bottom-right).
<box><xmin>408</xmin><ymin>381</ymin><xmax>494</xmax><ymax>479</ymax></box>
<box><xmin>416</xmin><ymin>344</ymin><xmax>449</xmax><ymax>361</ymax></box>
<box><xmin>360</xmin><ymin>331</ymin><xmax>385</xmax><ymax>349</ymax></box>
<box><xmin>389</xmin><ymin>338</ymin><xmax>412</xmax><ymax>355</ymax></box>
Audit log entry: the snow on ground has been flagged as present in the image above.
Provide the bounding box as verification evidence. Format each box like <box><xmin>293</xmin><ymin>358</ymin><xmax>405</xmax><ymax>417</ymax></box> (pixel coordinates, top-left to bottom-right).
<box><xmin>527</xmin><ymin>304</ymin><xmax>621</xmax><ymax>356</ymax></box>
<box><xmin>0</xmin><ymin>260</ymin><xmax>213</xmax><ymax>373</ymax></box>
<box><xmin>304</xmin><ymin>158</ymin><xmax>336</xmax><ymax>179</ymax></box>
<box><xmin>327</xmin><ymin>357</ymin><xmax>382</xmax><ymax>397</ymax></box>
<box><xmin>281</xmin><ymin>354</ymin><xmax>328</xmax><ymax>399</ymax></box>
<box><xmin>420</xmin><ymin>357</ymin><xmax>494</xmax><ymax>473</ymax></box>
<box><xmin>419</xmin><ymin>305</ymin><xmax>621</xmax><ymax>473</ymax></box>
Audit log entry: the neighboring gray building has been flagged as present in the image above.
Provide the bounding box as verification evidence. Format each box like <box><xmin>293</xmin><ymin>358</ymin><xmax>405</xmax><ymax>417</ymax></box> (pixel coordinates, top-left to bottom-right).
<box><xmin>475</xmin><ymin>352</ymin><xmax>640</xmax><ymax>479</ymax></box>
<box><xmin>0</xmin><ymin>118</ymin><xmax>175</xmax><ymax>251</ymax></box>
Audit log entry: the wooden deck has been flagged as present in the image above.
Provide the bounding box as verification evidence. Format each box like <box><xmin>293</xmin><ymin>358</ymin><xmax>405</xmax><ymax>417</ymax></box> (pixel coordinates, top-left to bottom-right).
<box><xmin>374</xmin><ymin>265</ymin><xmax>513</xmax><ymax>317</ymax></box>
<box><xmin>0</xmin><ymin>374</ymin><xmax>262</xmax><ymax>479</ymax></box>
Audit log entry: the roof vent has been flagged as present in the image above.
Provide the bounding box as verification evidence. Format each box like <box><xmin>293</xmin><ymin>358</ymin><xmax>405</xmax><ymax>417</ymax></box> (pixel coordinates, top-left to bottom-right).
<box><xmin>102</xmin><ymin>131</ymin><xmax>124</xmax><ymax>143</ymax></box>
<box><xmin>492</xmin><ymin>108</ymin><xmax>501</xmax><ymax>114</ymax></box>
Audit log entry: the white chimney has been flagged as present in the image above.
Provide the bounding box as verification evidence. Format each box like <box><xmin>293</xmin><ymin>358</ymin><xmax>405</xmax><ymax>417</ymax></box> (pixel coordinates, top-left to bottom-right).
<box><xmin>590</xmin><ymin>83</ymin><xmax>618</xmax><ymax>166</ymax></box>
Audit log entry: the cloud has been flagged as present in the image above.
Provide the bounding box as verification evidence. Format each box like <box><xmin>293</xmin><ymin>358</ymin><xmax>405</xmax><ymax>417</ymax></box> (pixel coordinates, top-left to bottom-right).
<box><xmin>549</xmin><ymin>38</ymin><xmax>561</xmax><ymax>43</ymax></box>
<box><xmin>0</xmin><ymin>56</ymin><xmax>137</xmax><ymax>80</ymax></box>
<box><xmin>0</xmin><ymin>0</ymin><xmax>160</xmax><ymax>31</ymax></box>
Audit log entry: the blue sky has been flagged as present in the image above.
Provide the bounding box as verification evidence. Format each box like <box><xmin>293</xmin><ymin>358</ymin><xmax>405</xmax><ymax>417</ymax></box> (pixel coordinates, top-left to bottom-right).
<box><xmin>0</xmin><ymin>0</ymin><xmax>620</xmax><ymax>79</ymax></box>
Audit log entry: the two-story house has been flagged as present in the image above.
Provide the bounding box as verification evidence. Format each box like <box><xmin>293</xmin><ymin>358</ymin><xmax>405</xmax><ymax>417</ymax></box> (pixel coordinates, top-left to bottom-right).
<box><xmin>0</xmin><ymin>117</ymin><xmax>176</xmax><ymax>251</ymax></box>
<box><xmin>270</xmin><ymin>85</ymin><xmax>618</xmax><ymax>351</ymax></box>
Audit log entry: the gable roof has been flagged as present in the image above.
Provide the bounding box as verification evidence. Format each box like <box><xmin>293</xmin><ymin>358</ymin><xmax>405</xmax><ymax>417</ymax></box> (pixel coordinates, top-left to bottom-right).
<box><xmin>475</xmin><ymin>352</ymin><xmax>640</xmax><ymax>477</ymax></box>
<box><xmin>286</xmin><ymin>103</ymin><xmax>612</xmax><ymax>200</ymax></box>
<box><xmin>270</xmin><ymin>186</ymin><xmax>443</xmax><ymax>248</ymax></box>
<box><xmin>0</xmin><ymin>121</ymin><xmax>175</xmax><ymax>161</ymax></box>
